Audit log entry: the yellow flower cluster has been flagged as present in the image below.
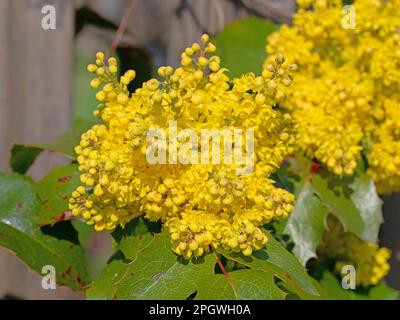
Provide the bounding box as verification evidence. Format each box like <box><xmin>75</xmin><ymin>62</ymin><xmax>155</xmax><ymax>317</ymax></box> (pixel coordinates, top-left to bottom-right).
<box><xmin>69</xmin><ymin>35</ymin><xmax>296</xmax><ymax>259</ymax></box>
<box><xmin>318</xmin><ymin>216</ymin><xmax>391</xmax><ymax>287</ymax></box>
<box><xmin>266</xmin><ymin>0</ymin><xmax>400</xmax><ymax>193</ymax></box>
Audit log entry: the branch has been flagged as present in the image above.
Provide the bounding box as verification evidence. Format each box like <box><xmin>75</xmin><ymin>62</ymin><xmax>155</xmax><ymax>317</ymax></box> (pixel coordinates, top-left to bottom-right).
<box><xmin>109</xmin><ymin>0</ymin><xmax>139</xmax><ymax>55</ymax></box>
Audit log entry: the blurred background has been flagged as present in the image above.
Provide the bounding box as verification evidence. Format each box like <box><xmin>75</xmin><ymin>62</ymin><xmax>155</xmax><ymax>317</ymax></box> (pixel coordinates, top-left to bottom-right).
<box><xmin>0</xmin><ymin>0</ymin><xmax>398</xmax><ymax>299</ymax></box>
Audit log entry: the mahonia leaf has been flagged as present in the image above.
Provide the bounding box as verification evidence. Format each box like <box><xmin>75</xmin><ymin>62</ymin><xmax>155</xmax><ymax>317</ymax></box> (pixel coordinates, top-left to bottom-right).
<box><xmin>111</xmin><ymin>218</ymin><xmax>161</xmax><ymax>260</ymax></box>
<box><xmin>317</xmin><ymin>270</ymin><xmax>399</xmax><ymax>300</ymax></box>
<box><xmin>10</xmin><ymin>118</ymin><xmax>97</xmax><ymax>173</ymax></box>
<box><xmin>218</xmin><ymin>231</ymin><xmax>329</xmax><ymax>300</ymax></box>
<box><xmin>87</xmin><ymin>232</ymin><xmax>216</xmax><ymax>300</ymax></box>
<box><xmin>284</xmin><ymin>183</ymin><xmax>329</xmax><ymax>266</ymax></box>
<box><xmin>276</xmin><ymin>157</ymin><xmax>329</xmax><ymax>265</ymax></box>
<box><xmin>281</xmin><ymin>157</ymin><xmax>382</xmax><ymax>266</ymax></box>
<box><xmin>214</xmin><ymin>17</ymin><xmax>277</xmax><ymax>77</ymax></box>
<box><xmin>195</xmin><ymin>268</ymin><xmax>287</xmax><ymax>300</ymax></box>
<box><xmin>87</xmin><ymin>232</ymin><xmax>292</xmax><ymax>300</ymax></box>
<box><xmin>35</xmin><ymin>164</ymin><xmax>81</xmax><ymax>226</ymax></box>
<box><xmin>0</xmin><ymin>173</ymin><xmax>90</xmax><ymax>291</ymax></box>
<box><xmin>348</xmin><ymin>172</ymin><xmax>383</xmax><ymax>241</ymax></box>
<box><xmin>311</xmin><ymin>168</ymin><xmax>383</xmax><ymax>243</ymax></box>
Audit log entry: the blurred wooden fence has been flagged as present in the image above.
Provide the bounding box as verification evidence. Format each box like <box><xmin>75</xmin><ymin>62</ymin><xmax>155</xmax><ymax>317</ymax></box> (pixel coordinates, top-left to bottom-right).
<box><xmin>0</xmin><ymin>0</ymin><xmax>398</xmax><ymax>299</ymax></box>
<box><xmin>0</xmin><ymin>0</ymin><xmax>78</xmax><ymax>299</ymax></box>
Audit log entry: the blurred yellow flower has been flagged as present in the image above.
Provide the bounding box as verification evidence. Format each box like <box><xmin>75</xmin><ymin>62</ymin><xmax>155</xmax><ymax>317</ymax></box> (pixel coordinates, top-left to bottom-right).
<box><xmin>266</xmin><ymin>0</ymin><xmax>400</xmax><ymax>193</ymax></box>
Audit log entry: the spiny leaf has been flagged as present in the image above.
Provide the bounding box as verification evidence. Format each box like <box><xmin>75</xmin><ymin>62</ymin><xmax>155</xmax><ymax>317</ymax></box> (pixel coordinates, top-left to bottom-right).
<box><xmin>284</xmin><ymin>183</ymin><xmax>329</xmax><ymax>265</ymax></box>
<box><xmin>218</xmin><ymin>231</ymin><xmax>328</xmax><ymax>299</ymax></box>
<box><xmin>87</xmin><ymin>232</ymin><xmax>217</xmax><ymax>300</ymax></box>
<box><xmin>195</xmin><ymin>268</ymin><xmax>287</xmax><ymax>300</ymax></box>
<box><xmin>348</xmin><ymin>172</ymin><xmax>383</xmax><ymax>241</ymax></box>
<box><xmin>0</xmin><ymin>173</ymin><xmax>90</xmax><ymax>291</ymax></box>
<box><xmin>311</xmin><ymin>168</ymin><xmax>383</xmax><ymax>243</ymax></box>
<box><xmin>87</xmin><ymin>232</ymin><xmax>290</xmax><ymax>300</ymax></box>
<box><xmin>111</xmin><ymin>217</ymin><xmax>161</xmax><ymax>260</ymax></box>
<box><xmin>35</xmin><ymin>164</ymin><xmax>81</xmax><ymax>226</ymax></box>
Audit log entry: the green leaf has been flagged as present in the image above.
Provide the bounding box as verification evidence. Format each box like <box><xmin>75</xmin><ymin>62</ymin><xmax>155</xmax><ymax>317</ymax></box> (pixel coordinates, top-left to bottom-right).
<box><xmin>284</xmin><ymin>183</ymin><xmax>329</xmax><ymax>265</ymax></box>
<box><xmin>317</xmin><ymin>270</ymin><xmax>399</xmax><ymax>300</ymax></box>
<box><xmin>9</xmin><ymin>118</ymin><xmax>97</xmax><ymax>173</ymax></box>
<box><xmin>279</xmin><ymin>157</ymin><xmax>382</xmax><ymax>266</ymax></box>
<box><xmin>311</xmin><ymin>169</ymin><xmax>383</xmax><ymax>243</ymax></box>
<box><xmin>88</xmin><ymin>231</ymin><xmax>291</xmax><ymax>300</ymax></box>
<box><xmin>9</xmin><ymin>145</ymin><xmax>43</xmax><ymax>174</ymax></box>
<box><xmin>0</xmin><ymin>173</ymin><xmax>90</xmax><ymax>291</ymax></box>
<box><xmin>36</xmin><ymin>118</ymin><xmax>98</xmax><ymax>158</ymax></box>
<box><xmin>214</xmin><ymin>17</ymin><xmax>277</xmax><ymax>77</ymax></box>
<box><xmin>111</xmin><ymin>218</ymin><xmax>161</xmax><ymax>260</ymax></box>
<box><xmin>218</xmin><ymin>231</ymin><xmax>327</xmax><ymax>299</ymax></box>
<box><xmin>277</xmin><ymin>157</ymin><xmax>329</xmax><ymax>265</ymax></box>
<box><xmin>368</xmin><ymin>282</ymin><xmax>399</xmax><ymax>300</ymax></box>
<box><xmin>348</xmin><ymin>172</ymin><xmax>383</xmax><ymax>241</ymax></box>
<box><xmin>35</xmin><ymin>164</ymin><xmax>81</xmax><ymax>226</ymax></box>
<box><xmin>195</xmin><ymin>268</ymin><xmax>287</xmax><ymax>300</ymax></box>
<box><xmin>87</xmin><ymin>232</ymin><xmax>217</xmax><ymax>300</ymax></box>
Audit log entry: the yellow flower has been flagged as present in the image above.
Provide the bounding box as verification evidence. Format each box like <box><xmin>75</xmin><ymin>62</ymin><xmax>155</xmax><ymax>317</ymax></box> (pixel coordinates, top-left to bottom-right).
<box><xmin>69</xmin><ymin>35</ymin><xmax>296</xmax><ymax>258</ymax></box>
<box><xmin>266</xmin><ymin>0</ymin><xmax>400</xmax><ymax>193</ymax></box>
<box><xmin>318</xmin><ymin>215</ymin><xmax>391</xmax><ymax>287</ymax></box>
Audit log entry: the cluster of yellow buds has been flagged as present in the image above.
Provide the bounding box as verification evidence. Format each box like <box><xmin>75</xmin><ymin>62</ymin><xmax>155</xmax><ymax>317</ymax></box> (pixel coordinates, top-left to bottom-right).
<box><xmin>69</xmin><ymin>35</ymin><xmax>296</xmax><ymax>259</ymax></box>
<box><xmin>318</xmin><ymin>215</ymin><xmax>391</xmax><ymax>287</ymax></box>
<box><xmin>266</xmin><ymin>0</ymin><xmax>400</xmax><ymax>193</ymax></box>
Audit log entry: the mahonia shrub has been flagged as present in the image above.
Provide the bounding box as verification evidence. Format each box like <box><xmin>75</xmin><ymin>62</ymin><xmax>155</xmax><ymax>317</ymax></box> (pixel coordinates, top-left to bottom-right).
<box><xmin>265</xmin><ymin>0</ymin><xmax>400</xmax><ymax>193</ymax></box>
<box><xmin>318</xmin><ymin>215</ymin><xmax>391</xmax><ymax>287</ymax></box>
<box><xmin>69</xmin><ymin>35</ymin><xmax>297</xmax><ymax>259</ymax></box>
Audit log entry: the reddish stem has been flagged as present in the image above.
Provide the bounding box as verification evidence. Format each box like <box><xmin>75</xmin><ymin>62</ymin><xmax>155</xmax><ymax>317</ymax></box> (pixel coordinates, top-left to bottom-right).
<box><xmin>213</xmin><ymin>252</ymin><xmax>238</xmax><ymax>299</ymax></box>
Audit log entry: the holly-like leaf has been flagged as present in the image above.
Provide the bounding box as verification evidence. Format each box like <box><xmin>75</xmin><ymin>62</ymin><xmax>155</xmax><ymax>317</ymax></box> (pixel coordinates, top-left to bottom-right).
<box><xmin>87</xmin><ymin>231</ymin><xmax>292</xmax><ymax>300</ymax></box>
<box><xmin>311</xmin><ymin>169</ymin><xmax>383</xmax><ymax>243</ymax></box>
<box><xmin>214</xmin><ymin>17</ymin><xmax>277</xmax><ymax>77</ymax></box>
<box><xmin>284</xmin><ymin>183</ymin><xmax>329</xmax><ymax>266</ymax></box>
<box><xmin>9</xmin><ymin>118</ymin><xmax>97</xmax><ymax>173</ymax></box>
<box><xmin>111</xmin><ymin>218</ymin><xmax>161</xmax><ymax>260</ymax></box>
<box><xmin>277</xmin><ymin>157</ymin><xmax>329</xmax><ymax>265</ymax></box>
<box><xmin>87</xmin><ymin>232</ymin><xmax>218</xmax><ymax>300</ymax></box>
<box><xmin>280</xmin><ymin>157</ymin><xmax>382</xmax><ymax>266</ymax></box>
<box><xmin>195</xmin><ymin>268</ymin><xmax>287</xmax><ymax>300</ymax></box>
<box><xmin>0</xmin><ymin>173</ymin><xmax>90</xmax><ymax>291</ymax></box>
<box><xmin>348</xmin><ymin>172</ymin><xmax>383</xmax><ymax>241</ymax></box>
<box><xmin>218</xmin><ymin>231</ymin><xmax>328</xmax><ymax>299</ymax></box>
<box><xmin>35</xmin><ymin>164</ymin><xmax>81</xmax><ymax>226</ymax></box>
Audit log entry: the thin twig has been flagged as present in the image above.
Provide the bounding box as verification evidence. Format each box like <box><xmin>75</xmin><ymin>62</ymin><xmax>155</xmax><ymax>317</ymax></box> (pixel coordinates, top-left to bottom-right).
<box><xmin>109</xmin><ymin>0</ymin><xmax>139</xmax><ymax>55</ymax></box>
<box><xmin>213</xmin><ymin>252</ymin><xmax>238</xmax><ymax>299</ymax></box>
